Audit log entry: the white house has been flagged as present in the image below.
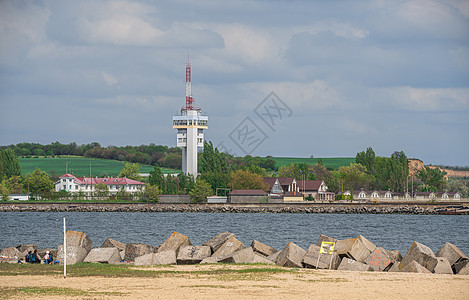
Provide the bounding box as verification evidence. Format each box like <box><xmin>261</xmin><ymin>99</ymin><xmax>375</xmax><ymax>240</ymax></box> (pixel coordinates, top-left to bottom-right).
<box><xmin>55</xmin><ymin>174</ymin><xmax>146</xmax><ymax>194</ymax></box>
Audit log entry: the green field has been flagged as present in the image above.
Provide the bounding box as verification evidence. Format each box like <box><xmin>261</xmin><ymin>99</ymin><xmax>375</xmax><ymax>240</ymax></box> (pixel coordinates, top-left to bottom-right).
<box><xmin>270</xmin><ymin>157</ymin><xmax>355</xmax><ymax>170</ymax></box>
<box><xmin>19</xmin><ymin>157</ymin><xmax>180</xmax><ymax>177</ymax></box>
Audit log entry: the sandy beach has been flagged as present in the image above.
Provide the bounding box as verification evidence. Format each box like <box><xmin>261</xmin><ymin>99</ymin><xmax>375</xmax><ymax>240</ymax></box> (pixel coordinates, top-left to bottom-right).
<box><xmin>1</xmin><ymin>264</ymin><xmax>468</xmax><ymax>299</ymax></box>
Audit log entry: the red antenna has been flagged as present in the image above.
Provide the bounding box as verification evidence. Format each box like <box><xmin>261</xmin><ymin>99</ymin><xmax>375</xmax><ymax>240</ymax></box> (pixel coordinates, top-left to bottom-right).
<box><xmin>185</xmin><ymin>54</ymin><xmax>194</xmax><ymax>110</ymax></box>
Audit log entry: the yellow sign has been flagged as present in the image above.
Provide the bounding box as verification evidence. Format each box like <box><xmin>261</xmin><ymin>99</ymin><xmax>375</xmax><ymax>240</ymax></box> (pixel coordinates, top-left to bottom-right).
<box><xmin>320</xmin><ymin>241</ymin><xmax>335</xmax><ymax>254</ymax></box>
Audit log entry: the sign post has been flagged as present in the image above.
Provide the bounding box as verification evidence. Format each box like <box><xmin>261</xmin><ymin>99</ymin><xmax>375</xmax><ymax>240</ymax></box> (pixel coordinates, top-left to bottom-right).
<box><xmin>63</xmin><ymin>217</ymin><xmax>66</xmax><ymax>278</ymax></box>
<box><xmin>318</xmin><ymin>241</ymin><xmax>335</xmax><ymax>270</ymax></box>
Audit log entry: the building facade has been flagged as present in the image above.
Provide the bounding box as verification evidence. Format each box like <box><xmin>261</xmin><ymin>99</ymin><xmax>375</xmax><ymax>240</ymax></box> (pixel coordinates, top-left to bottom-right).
<box><xmin>55</xmin><ymin>174</ymin><xmax>145</xmax><ymax>194</ymax></box>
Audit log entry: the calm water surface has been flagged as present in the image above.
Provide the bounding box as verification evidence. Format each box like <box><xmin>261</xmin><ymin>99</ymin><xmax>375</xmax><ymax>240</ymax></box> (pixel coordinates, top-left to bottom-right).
<box><xmin>1</xmin><ymin>212</ymin><xmax>468</xmax><ymax>255</ymax></box>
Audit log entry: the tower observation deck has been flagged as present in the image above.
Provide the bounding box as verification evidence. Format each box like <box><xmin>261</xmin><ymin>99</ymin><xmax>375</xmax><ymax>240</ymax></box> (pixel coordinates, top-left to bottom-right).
<box><xmin>172</xmin><ymin>60</ymin><xmax>208</xmax><ymax>176</ymax></box>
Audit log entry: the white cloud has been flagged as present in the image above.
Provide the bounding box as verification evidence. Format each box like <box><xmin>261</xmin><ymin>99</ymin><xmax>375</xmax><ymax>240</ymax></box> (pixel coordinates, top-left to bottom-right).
<box><xmin>101</xmin><ymin>72</ymin><xmax>119</xmax><ymax>87</ymax></box>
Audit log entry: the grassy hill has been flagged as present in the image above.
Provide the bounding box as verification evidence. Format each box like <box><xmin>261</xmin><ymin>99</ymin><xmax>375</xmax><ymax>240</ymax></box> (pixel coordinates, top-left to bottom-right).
<box><xmin>270</xmin><ymin>157</ymin><xmax>355</xmax><ymax>170</ymax></box>
<box><xmin>19</xmin><ymin>157</ymin><xmax>180</xmax><ymax>177</ymax></box>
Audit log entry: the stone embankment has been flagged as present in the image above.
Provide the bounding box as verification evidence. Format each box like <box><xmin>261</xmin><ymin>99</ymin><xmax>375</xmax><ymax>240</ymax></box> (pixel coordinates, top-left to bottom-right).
<box><xmin>1</xmin><ymin>230</ymin><xmax>468</xmax><ymax>275</ymax></box>
<box><xmin>0</xmin><ymin>203</ymin><xmax>468</xmax><ymax>214</ymax></box>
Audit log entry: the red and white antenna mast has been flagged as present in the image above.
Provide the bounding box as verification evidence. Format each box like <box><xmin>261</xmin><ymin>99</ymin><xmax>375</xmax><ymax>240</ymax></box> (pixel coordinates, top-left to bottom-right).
<box><xmin>185</xmin><ymin>56</ymin><xmax>194</xmax><ymax>110</ymax></box>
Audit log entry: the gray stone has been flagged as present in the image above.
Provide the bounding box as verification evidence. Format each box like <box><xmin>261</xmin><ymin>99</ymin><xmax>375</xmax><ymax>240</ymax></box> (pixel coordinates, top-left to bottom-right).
<box><xmin>177</xmin><ymin>246</ymin><xmax>211</xmax><ymax>264</ymax></box>
<box><xmin>57</xmin><ymin>230</ymin><xmax>93</xmax><ymax>265</ymax></box>
<box><xmin>400</xmin><ymin>241</ymin><xmax>438</xmax><ymax>272</ymax></box>
<box><xmin>203</xmin><ymin>232</ymin><xmax>235</xmax><ymax>253</ymax></box>
<box><xmin>119</xmin><ymin>250</ymin><xmax>125</xmax><ymax>261</ymax></box>
<box><xmin>433</xmin><ymin>257</ymin><xmax>453</xmax><ymax>274</ymax></box>
<box><xmin>335</xmin><ymin>236</ymin><xmax>376</xmax><ymax>263</ymax></box>
<box><xmin>200</xmin><ymin>256</ymin><xmax>222</xmax><ymax>264</ymax></box>
<box><xmin>212</xmin><ymin>235</ymin><xmax>245</xmax><ymax>259</ymax></box>
<box><xmin>399</xmin><ymin>260</ymin><xmax>431</xmax><ymax>273</ymax></box>
<box><xmin>251</xmin><ymin>253</ymin><xmax>275</xmax><ymax>265</ymax></box>
<box><xmin>387</xmin><ymin>262</ymin><xmax>400</xmax><ymax>272</ymax></box>
<box><xmin>16</xmin><ymin>244</ymin><xmax>37</xmax><ymax>253</ymax></box>
<box><xmin>0</xmin><ymin>247</ymin><xmax>21</xmax><ymax>259</ymax></box>
<box><xmin>335</xmin><ymin>238</ymin><xmax>357</xmax><ymax>257</ymax></box>
<box><xmin>123</xmin><ymin>243</ymin><xmax>158</xmax><ymax>262</ymax></box>
<box><xmin>100</xmin><ymin>238</ymin><xmax>126</xmax><ymax>252</ymax></box>
<box><xmin>157</xmin><ymin>232</ymin><xmax>191</xmax><ymax>255</ymax></box>
<box><xmin>154</xmin><ymin>251</ymin><xmax>177</xmax><ymax>265</ymax></box>
<box><xmin>303</xmin><ymin>244</ymin><xmax>341</xmax><ymax>270</ymax></box>
<box><xmin>276</xmin><ymin>242</ymin><xmax>306</xmax><ymax>268</ymax></box>
<box><xmin>364</xmin><ymin>247</ymin><xmax>393</xmax><ymax>272</ymax></box>
<box><xmin>220</xmin><ymin>247</ymin><xmax>255</xmax><ymax>264</ymax></box>
<box><xmin>337</xmin><ymin>257</ymin><xmax>373</xmax><ymax>271</ymax></box>
<box><xmin>317</xmin><ymin>234</ymin><xmax>338</xmax><ymax>247</ymax></box>
<box><xmin>454</xmin><ymin>260</ymin><xmax>469</xmax><ymax>275</ymax></box>
<box><xmin>251</xmin><ymin>240</ymin><xmax>277</xmax><ymax>257</ymax></box>
<box><xmin>134</xmin><ymin>253</ymin><xmax>156</xmax><ymax>265</ymax></box>
<box><xmin>84</xmin><ymin>247</ymin><xmax>121</xmax><ymax>264</ymax></box>
<box><xmin>266</xmin><ymin>251</ymin><xmax>280</xmax><ymax>263</ymax></box>
<box><xmin>436</xmin><ymin>242</ymin><xmax>468</xmax><ymax>267</ymax></box>
<box><xmin>387</xmin><ymin>250</ymin><xmax>403</xmax><ymax>262</ymax></box>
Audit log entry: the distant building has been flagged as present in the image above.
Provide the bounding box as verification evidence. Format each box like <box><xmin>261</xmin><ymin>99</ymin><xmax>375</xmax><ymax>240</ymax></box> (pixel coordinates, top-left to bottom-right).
<box><xmin>263</xmin><ymin>177</ymin><xmax>334</xmax><ymax>201</ymax></box>
<box><xmin>229</xmin><ymin>189</ymin><xmax>269</xmax><ymax>203</ymax></box>
<box><xmin>55</xmin><ymin>174</ymin><xmax>145</xmax><ymax>194</ymax></box>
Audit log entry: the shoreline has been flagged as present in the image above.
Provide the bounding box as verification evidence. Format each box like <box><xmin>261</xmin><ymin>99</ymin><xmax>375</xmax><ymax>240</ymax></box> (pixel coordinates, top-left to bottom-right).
<box><xmin>1</xmin><ymin>202</ymin><xmax>468</xmax><ymax>214</ymax></box>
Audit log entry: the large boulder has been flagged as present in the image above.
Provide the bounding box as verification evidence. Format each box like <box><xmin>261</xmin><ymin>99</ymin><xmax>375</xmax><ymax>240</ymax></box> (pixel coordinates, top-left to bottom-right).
<box><xmin>220</xmin><ymin>247</ymin><xmax>255</xmax><ymax>264</ymax></box>
<box><xmin>251</xmin><ymin>253</ymin><xmax>275</xmax><ymax>265</ymax></box>
<box><xmin>387</xmin><ymin>250</ymin><xmax>403</xmax><ymax>262</ymax></box>
<box><xmin>203</xmin><ymin>232</ymin><xmax>235</xmax><ymax>253</ymax></box>
<box><xmin>251</xmin><ymin>240</ymin><xmax>277</xmax><ymax>257</ymax></box>
<box><xmin>432</xmin><ymin>257</ymin><xmax>453</xmax><ymax>274</ymax></box>
<box><xmin>157</xmin><ymin>232</ymin><xmax>191</xmax><ymax>255</ymax></box>
<box><xmin>155</xmin><ymin>251</ymin><xmax>177</xmax><ymax>265</ymax></box>
<box><xmin>134</xmin><ymin>253</ymin><xmax>156</xmax><ymax>266</ymax></box>
<box><xmin>436</xmin><ymin>242</ymin><xmax>468</xmax><ymax>267</ymax></box>
<box><xmin>276</xmin><ymin>242</ymin><xmax>306</xmax><ymax>268</ymax></box>
<box><xmin>16</xmin><ymin>244</ymin><xmax>37</xmax><ymax>253</ymax></box>
<box><xmin>336</xmin><ymin>236</ymin><xmax>377</xmax><ymax>263</ymax></box>
<box><xmin>303</xmin><ymin>244</ymin><xmax>341</xmax><ymax>270</ymax></box>
<box><xmin>454</xmin><ymin>260</ymin><xmax>469</xmax><ymax>275</ymax></box>
<box><xmin>0</xmin><ymin>247</ymin><xmax>21</xmax><ymax>260</ymax></box>
<box><xmin>364</xmin><ymin>247</ymin><xmax>394</xmax><ymax>271</ymax></box>
<box><xmin>337</xmin><ymin>257</ymin><xmax>373</xmax><ymax>272</ymax></box>
<box><xmin>211</xmin><ymin>235</ymin><xmax>245</xmax><ymax>259</ymax></box>
<box><xmin>266</xmin><ymin>251</ymin><xmax>280</xmax><ymax>263</ymax></box>
<box><xmin>84</xmin><ymin>248</ymin><xmax>121</xmax><ymax>264</ymax></box>
<box><xmin>123</xmin><ymin>243</ymin><xmax>158</xmax><ymax>262</ymax></box>
<box><xmin>400</xmin><ymin>241</ymin><xmax>438</xmax><ymax>272</ymax></box>
<box><xmin>177</xmin><ymin>246</ymin><xmax>211</xmax><ymax>264</ymax></box>
<box><xmin>399</xmin><ymin>260</ymin><xmax>431</xmax><ymax>273</ymax></box>
<box><xmin>317</xmin><ymin>234</ymin><xmax>338</xmax><ymax>246</ymax></box>
<box><xmin>57</xmin><ymin>231</ymin><xmax>92</xmax><ymax>265</ymax></box>
<box><xmin>100</xmin><ymin>238</ymin><xmax>126</xmax><ymax>252</ymax></box>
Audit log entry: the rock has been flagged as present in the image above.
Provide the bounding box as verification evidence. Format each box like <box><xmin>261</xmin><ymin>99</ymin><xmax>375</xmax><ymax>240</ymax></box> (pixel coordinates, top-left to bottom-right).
<box><xmin>317</xmin><ymin>234</ymin><xmax>338</xmax><ymax>246</ymax></box>
<box><xmin>276</xmin><ymin>242</ymin><xmax>306</xmax><ymax>268</ymax></box>
<box><xmin>335</xmin><ymin>235</ymin><xmax>376</xmax><ymax>263</ymax></box>
<box><xmin>154</xmin><ymin>251</ymin><xmax>177</xmax><ymax>265</ymax></box>
<box><xmin>200</xmin><ymin>256</ymin><xmax>222</xmax><ymax>264</ymax></box>
<box><xmin>220</xmin><ymin>247</ymin><xmax>255</xmax><ymax>264</ymax></box>
<box><xmin>387</xmin><ymin>250</ymin><xmax>403</xmax><ymax>262</ymax></box>
<box><xmin>337</xmin><ymin>257</ymin><xmax>373</xmax><ymax>271</ymax></box>
<box><xmin>433</xmin><ymin>257</ymin><xmax>453</xmax><ymax>274</ymax></box>
<box><xmin>16</xmin><ymin>244</ymin><xmax>37</xmax><ymax>253</ymax></box>
<box><xmin>157</xmin><ymin>232</ymin><xmax>191</xmax><ymax>255</ymax></box>
<box><xmin>134</xmin><ymin>253</ymin><xmax>155</xmax><ymax>266</ymax></box>
<box><xmin>177</xmin><ymin>246</ymin><xmax>211</xmax><ymax>264</ymax></box>
<box><xmin>400</xmin><ymin>241</ymin><xmax>438</xmax><ymax>272</ymax></box>
<box><xmin>399</xmin><ymin>260</ymin><xmax>431</xmax><ymax>273</ymax></box>
<box><xmin>119</xmin><ymin>250</ymin><xmax>125</xmax><ymax>261</ymax></box>
<box><xmin>0</xmin><ymin>247</ymin><xmax>21</xmax><ymax>259</ymax></box>
<box><xmin>387</xmin><ymin>261</ymin><xmax>400</xmax><ymax>272</ymax></box>
<box><xmin>100</xmin><ymin>238</ymin><xmax>126</xmax><ymax>252</ymax></box>
<box><xmin>212</xmin><ymin>235</ymin><xmax>245</xmax><ymax>259</ymax></box>
<box><xmin>436</xmin><ymin>242</ymin><xmax>468</xmax><ymax>266</ymax></box>
<box><xmin>364</xmin><ymin>247</ymin><xmax>393</xmax><ymax>271</ymax></box>
<box><xmin>251</xmin><ymin>240</ymin><xmax>277</xmax><ymax>257</ymax></box>
<box><xmin>251</xmin><ymin>253</ymin><xmax>275</xmax><ymax>265</ymax></box>
<box><xmin>123</xmin><ymin>243</ymin><xmax>158</xmax><ymax>262</ymax></box>
<box><xmin>454</xmin><ymin>260</ymin><xmax>469</xmax><ymax>275</ymax></box>
<box><xmin>303</xmin><ymin>244</ymin><xmax>341</xmax><ymax>270</ymax></box>
<box><xmin>266</xmin><ymin>251</ymin><xmax>280</xmax><ymax>263</ymax></box>
<box><xmin>84</xmin><ymin>248</ymin><xmax>121</xmax><ymax>264</ymax></box>
<box><xmin>203</xmin><ymin>232</ymin><xmax>235</xmax><ymax>253</ymax></box>
<box><xmin>335</xmin><ymin>238</ymin><xmax>357</xmax><ymax>257</ymax></box>
<box><xmin>57</xmin><ymin>231</ymin><xmax>92</xmax><ymax>265</ymax></box>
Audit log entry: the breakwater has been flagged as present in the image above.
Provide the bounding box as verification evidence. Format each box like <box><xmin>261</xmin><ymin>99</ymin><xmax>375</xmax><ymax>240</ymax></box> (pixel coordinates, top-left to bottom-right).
<box><xmin>0</xmin><ymin>203</ymin><xmax>468</xmax><ymax>214</ymax></box>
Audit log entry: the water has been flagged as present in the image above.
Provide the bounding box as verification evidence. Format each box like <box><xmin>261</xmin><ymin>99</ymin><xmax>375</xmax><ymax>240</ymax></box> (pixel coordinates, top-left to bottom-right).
<box><xmin>1</xmin><ymin>212</ymin><xmax>468</xmax><ymax>255</ymax></box>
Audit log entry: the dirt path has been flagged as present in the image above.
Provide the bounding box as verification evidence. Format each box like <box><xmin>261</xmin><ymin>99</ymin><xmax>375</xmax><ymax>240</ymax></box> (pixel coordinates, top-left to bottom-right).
<box><xmin>1</xmin><ymin>265</ymin><xmax>468</xmax><ymax>299</ymax></box>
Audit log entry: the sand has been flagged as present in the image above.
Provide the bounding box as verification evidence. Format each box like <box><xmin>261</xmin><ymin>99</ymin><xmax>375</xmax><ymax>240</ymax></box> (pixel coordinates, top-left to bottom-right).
<box><xmin>1</xmin><ymin>264</ymin><xmax>468</xmax><ymax>299</ymax></box>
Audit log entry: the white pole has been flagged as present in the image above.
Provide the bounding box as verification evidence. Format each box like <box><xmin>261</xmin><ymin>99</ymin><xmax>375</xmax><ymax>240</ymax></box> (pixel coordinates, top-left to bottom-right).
<box><xmin>316</xmin><ymin>253</ymin><xmax>321</xmax><ymax>269</ymax></box>
<box><xmin>328</xmin><ymin>251</ymin><xmax>334</xmax><ymax>270</ymax></box>
<box><xmin>63</xmin><ymin>217</ymin><xmax>66</xmax><ymax>278</ymax></box>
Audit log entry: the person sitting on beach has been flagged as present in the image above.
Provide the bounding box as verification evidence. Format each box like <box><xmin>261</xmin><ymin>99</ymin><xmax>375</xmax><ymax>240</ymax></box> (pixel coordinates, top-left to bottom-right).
<box><xmin>29</xmin><ymin>250</ymin><xmax>40</xmax><ymax>264</ymax></box>
<box><xmin>25</xmin><ymin>251</ymin><xmax>32</xmax><ymax>263</ymax></box>
<box><xmin>43</xmin><ymin>251</ymin><xmax>53</xmax><ymax>264</ymax></box>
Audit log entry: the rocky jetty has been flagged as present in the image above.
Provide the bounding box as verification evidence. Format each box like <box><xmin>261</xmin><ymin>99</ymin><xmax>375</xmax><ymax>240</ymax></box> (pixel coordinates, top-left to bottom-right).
<box><xmin>0</xmin><ymin>203</ymin><xmax>468</xmax><ymax>214</ymax></box>
<box><xmin>1</xmin><ymin>230</ymin><xmax>468</xmax><ymax>275</ymax></box>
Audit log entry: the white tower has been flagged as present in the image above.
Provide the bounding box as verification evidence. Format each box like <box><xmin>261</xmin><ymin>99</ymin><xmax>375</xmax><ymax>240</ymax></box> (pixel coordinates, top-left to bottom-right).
<box><xmin>172</xmin><ymin>60</ymin><xmax>208</xmax><ymax>176</ymax></box>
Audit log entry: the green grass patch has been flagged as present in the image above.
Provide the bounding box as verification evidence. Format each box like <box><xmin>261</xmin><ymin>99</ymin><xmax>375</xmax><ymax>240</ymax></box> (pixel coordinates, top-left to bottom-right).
<box><xmin>270</xmin><ymin>157</ymin><xmax>355</xmax><ymax>170</ymax></box>
<box><xmin>19</xmin><ymin>156</ymin><xmax>180</xmax><ymax>177</ymax></box>
<box><xmin>0</xmin><ymin>287</ymin><xmax>126</xmax><ymax>299</ymax></box>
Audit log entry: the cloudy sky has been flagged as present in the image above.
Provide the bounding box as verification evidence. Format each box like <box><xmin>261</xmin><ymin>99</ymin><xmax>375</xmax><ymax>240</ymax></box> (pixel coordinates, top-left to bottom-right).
<box><xmin>0</xmin><ymin>0</ymin><xmax>468</xmax><ymax>166</ymax></box>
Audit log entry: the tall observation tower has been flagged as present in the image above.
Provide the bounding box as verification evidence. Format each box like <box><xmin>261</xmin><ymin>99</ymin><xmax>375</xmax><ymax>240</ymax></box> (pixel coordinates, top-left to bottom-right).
<box><xmin>172</xmin><ymin>59</ymin><xmax>208</xmax><ymax>176</ymax></box>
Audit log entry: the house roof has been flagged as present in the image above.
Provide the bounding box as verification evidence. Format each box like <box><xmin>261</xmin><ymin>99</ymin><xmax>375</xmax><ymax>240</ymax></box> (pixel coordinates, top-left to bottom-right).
<box><xmin>59</xmin><ymin>173</ymin><xmax>75</xmax><ymax>178</ymax></box>
<box><xmin>229</xmin><ymin>189</ymin><xmax>268</xmax><ymax>196</ymax></box>
<box><xmin>297</xmin><ymin>180</ymin><xmax>322</xmax><ymax>191</ymax></box>
<box><xmin>262</xmin><ymin>177</ymin><xmax>295</xmax><ymax>190</ymax></box>
<box><xmin>58</xmin><ymin>174</ymin><xmax>145</xmax><ymax>185</ymax></box>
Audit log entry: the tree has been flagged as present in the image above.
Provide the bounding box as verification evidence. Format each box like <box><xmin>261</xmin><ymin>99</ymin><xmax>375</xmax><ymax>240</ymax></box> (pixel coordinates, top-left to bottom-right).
<box><xmin>0</xmin><ymin>148</ymin><xmax>21</xmax><ymax>181</ymax></box>
<box><xmin>4</xmin><ymin>176</ymin><xmax>23</xmax><ymax>194</ymax></box>
<box><xmin>118</xmin><ymin>163</ymin><xmax>142</xmax><ymax>181</ymax></box>
<box><xmin>142</xmin><ymin>185</ymin><xmax>161</xmax><ymax>202</ymax></box>
<box><xmin>162</xmin><ymin>152</ymin><xmax>182</xmax><ymax>169</ymax></box>
<box><xmin>177</xmin><ymin>172</ymin><xmax>194</xmax><ymax>194</ymax></box>
<box><xmin>199</xmin><ymin>141</ymin><xmax>230</xmax><ymax>193</ymax></box>
<box><xmin>417</xmin><ymin>166</ymin><xmax>447</xmax><ymax>192</ymax></box>
<box><xmin>312</xmin><ymin>160</ymin><xmax>331</xmax><ymax>182</ymax></box>
<box><xmin>148</xmin><ymin>164</ymin><xmax>165</xmax><ymax>189</ymax></box>
<box><xmin>25</xmin><ymin>168</ymin><xmax>54</xmax><ymax>197</ymax></box>
<box><xmin>388</xmin><ymin>151</ymin><xmax>409</xmax><ymax>192</ymax></box>
<box><xmin>189</xmin><ymin>179</ymin><xmax>212</xmax><ymax>203</ymax></box>
<box><xmin>0</xmin><ymin>183</ymin><xmax>10</xmax><ymax>201</ymax></box>
<box><xmin>262</xmin><ymin>158</ymin><xmax>276</xmax><ymax>170</ymax></box>
<box><xmin>356</xmin><ymin>147</ymin><xmax>376</xmax><ymax>174</ymax></box>
<box><xmin>94</xmin><ymin>183</ymin><xmax>109</xmax><ymax>199</ymax></box>
<box><xmin>229</xmin><ymin>169</ymin><xmax>269</xmax><ymax>190</ymax></box>
<box><xmin>277</xmin><ymin>163</ymin><xmax>312</xmax><ymax>180</ymax></box>
<box><xmin>337</xmin><ymin>163</ymin><xmax>372</xmax><ymax>191</ymax></box>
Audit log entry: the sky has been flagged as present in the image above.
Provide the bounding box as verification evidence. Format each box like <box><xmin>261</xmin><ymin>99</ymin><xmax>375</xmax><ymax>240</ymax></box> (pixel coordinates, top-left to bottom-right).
<box><xmin>0</xmin><ymin>0</ymin><xmax>468</xmax><ymax>166</ymax></box>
